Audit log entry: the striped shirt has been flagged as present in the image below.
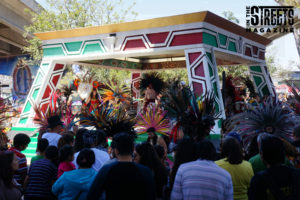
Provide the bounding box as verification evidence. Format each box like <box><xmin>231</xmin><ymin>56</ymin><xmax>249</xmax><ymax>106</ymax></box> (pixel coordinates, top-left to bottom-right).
<box><xmin>8</xmin><ymin>147</ymin><xmax>27</xmax><ymax>185</ymax></box>
<box><xmin>171</xmin><ymin>160</ymin><xmax>233</xmax><ymax>200</ymax></box>
<box><xmin>25</xmin><ymin>159</ymin><xmax>57</xmax><ymax>198</ymax></box>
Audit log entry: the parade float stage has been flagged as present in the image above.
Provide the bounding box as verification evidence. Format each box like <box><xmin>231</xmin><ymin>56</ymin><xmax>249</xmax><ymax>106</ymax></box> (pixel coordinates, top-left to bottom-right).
<box><xmin>12</xmin><ymin>11</ymin><xmax>274</xmax><ymax>157</ymax></box>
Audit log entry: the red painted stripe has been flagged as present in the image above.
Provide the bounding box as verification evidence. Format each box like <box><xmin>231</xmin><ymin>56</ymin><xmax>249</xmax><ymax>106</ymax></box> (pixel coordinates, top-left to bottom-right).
<box><xmin>54</xmin><ymin>64</ymin><xmax>64</xmax><ymax>71</ymax></box>
<box><xmin>189</xmin><ymin>52</ymin><xmax>202</xmax><ymax>65</ymax></box>
<box><xmin>146</xmin><ymin>32</ymin><xmax>169</xmax><ymax>44</ymax></box>
<box><xmin>123</xmin><ymin>39</ymin><xmax>147</xmax><ymax>51</ymax></box>
<box><xmin>170</xmin><ymin>32</ymin><xmax>202</xmax><ymax>46</ymax></box>
<box><xmin>51</xmin><ymin>75</ymin><xmax>60</xmax><ymax>87</ymax></box>
<box><xmin>42</xmin><ymin>85</ymin><xmax>52</xmax><ymax>99</ymax></box>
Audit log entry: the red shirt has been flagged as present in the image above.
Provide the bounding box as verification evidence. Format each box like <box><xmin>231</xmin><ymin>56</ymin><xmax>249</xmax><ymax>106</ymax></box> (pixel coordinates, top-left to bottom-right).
<box><xmin>57</xmin><ymin>161</ymin><xmax>75</xmax><ymax>178</ymax></box>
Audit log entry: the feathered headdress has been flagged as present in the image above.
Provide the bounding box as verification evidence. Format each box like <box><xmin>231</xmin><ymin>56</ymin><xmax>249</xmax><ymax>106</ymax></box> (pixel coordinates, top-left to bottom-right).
<box><xmin>242</xmin><ymin>77</ymin><xmax>256</xmax><ymax>98</ymax></box>
<box><xmin>181</xmin><ymin>92</ymin><xmax>221</xmax><ymax>140</ymax></box>
<box><xmin>135</xmin><ymin>106</ymin><xmax>170</xmax><ymax>136</ymax></box>
<box><xmin>140</xmin><ymin>72</ymin><xmax>166</xmax><ymax>94</ymax></box>
<box><xmin>100</xmin><ymin>81</ymin><xmax>130</xmax><ymax>103</ymax></box>
<box><xmin>160</xmin><ymin>79</ymin><xmax>192</xmax><ymax>120</ymax></box>
<box><xmin>33</xmin><ymin>103</ymin><xmax>54</xmax><ymax>134</ymax></box>
<box><xmin>80</xmin><ymin>101</ymin><xmax>113</xmax><ymax>129</ymax></box>
<box><xmin>79</xmin><ymin>102</ymin><xmax>136</xmax><ymax>138</ymax></box>
<box><xmin>229</xmin><ymin>96</ymin><xmax>300</xmax><ymax>150</ymax></box>
<box><xmin>60</xmin><ymin>84</ymin><xmax>75</xmax><ymax>102</ymax></box>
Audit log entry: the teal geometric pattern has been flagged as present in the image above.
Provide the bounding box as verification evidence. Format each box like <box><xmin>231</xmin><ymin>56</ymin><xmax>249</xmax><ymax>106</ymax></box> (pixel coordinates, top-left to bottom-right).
<box><xmin>249</xmin><ymin>65</ymin><xmax>274</xmax><ymax>97</ymax></box>
<box><xmin>43</xmin><ymin>39</ymin><xmax>106</xmax><ymax>57</ymax></box>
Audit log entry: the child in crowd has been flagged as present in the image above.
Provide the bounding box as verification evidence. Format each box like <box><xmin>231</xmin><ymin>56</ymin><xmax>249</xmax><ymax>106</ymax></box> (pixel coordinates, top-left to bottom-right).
<box><xmin>31</xmin><ymin>139</ymin><xmax>49</xmax><ymax>165</ymax></box>
<box><xmin>24</xmin><ymin>146</ymin><xmax>58</xmax><ymax>200</ymax></box>
<box><xmin>8</xmin><ymin>133</ymin><xmax>31</xmax><ymax>186</ymax></box>
<box><xmin>57</xmin><ymin>133</ymin><xmax>74</xmax><ymax>150</ymax></box>
<box><xmin>57</xmin><ymin>145</ymin><xmax>75</xmax><ymax>178</ymax></box>
<box><xmin>52</xmin><ymin>148</ymin><xmax>97</xmax><ymax>200</ymax></box>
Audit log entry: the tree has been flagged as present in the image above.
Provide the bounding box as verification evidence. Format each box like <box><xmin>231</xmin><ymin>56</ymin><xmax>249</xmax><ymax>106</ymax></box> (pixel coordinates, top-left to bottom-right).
<box><xmin>23</xmin><ymin>0</ymin><xmax>137</xmax><ymax>62</ymax></box>
<box><xmin>222</xmin><ymin>11</ymin><xmax>240</xmax><ymax>24</ymax></box>
<box><xmin>274</xmin><ymin>0</ymin><xmax>300</xmax><ymax>59</ymax></box>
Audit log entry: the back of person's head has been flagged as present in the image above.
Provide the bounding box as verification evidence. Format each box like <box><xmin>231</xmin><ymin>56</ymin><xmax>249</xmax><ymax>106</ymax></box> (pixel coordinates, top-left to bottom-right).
<box><xmin>45</xmin><ymin>146</ymin><xmax>58</xmax><ymax>163</ymax></box>
<box><xmin>195</xmin><ymin>139</ymin><xmax>216</xmax><ymax>161</ymax></box>
<box><xmin>174</xmin><ymin>137</ymin><xmax>196</xmax><ymax>164</ymax></box>
<box><xmin>37</xmin><ymin>138</ymin><xmax>49</xmax><ymax>153</ymax></box>
<box><xmin>58</xmin><ymin>133</ymin><xmax>74</xmax><ymax>150</ymax></box>
<box><xmin>170</xmin><ymin>137</ymin><xmax>196</xmax><ymax>189</ymax></box>
<box><xmin>59</xmin><ymin>145</ymin><xmax>74</xmax><ymax>162</ymax></box>
<box><xmin>135</xmin><ymin>142</ymin><xmax>160</xmax><ymax>169</ymax></box>
<box><xmin>154</xmin><ymin>145</ymin><xmax>165</xmax><ymax>160</ymax></box>
<box><xmin>112</xmin><ymin>132</ymin><xmax>134</xmax><ymax>156</ymax></box>
<box><xmin>222</xmin><ymin>136</ymin><xmax>243</xmax><ymax>164</ymax></box>
<box><xmin>0</xmin><ymin>151</ymin><xmax>14</xmax><ymax>188</ymax></box>
<box><xmin>83</xmin><ymin>130</ymin><xmax>98</xmax><ymax>148</ymax></box>
<box><xmin>74</xmin><ymin>128</ymin><xmax>87</xmax><ymax>152</ymax></box>
<box><xmin>146</xmin><ymin>127</ymin><xmax>155</xmax><ymax>133</ymax></box>
<box><xmin>293</xmin><ymin>125</ymin><xmax>300</xmax><ymax>139</ymax></box>
<box><xmin>94</xmin><ymin>129</ymin><xmax>107</xmax><ymax>147</ymax></box>
<box><xmin>13</xmin><ymin>133</ymin><xmax>30</xmax><ymax>149</ymax></box>
<box><xmin>260</xmin><ymin>135</ymin><xmax>285</xmax><ymax>166</ymax></box>
<box><xmin>76</xmin><ymin>148</ymin><xmax>95</xmax><ymax>168</ymax></box>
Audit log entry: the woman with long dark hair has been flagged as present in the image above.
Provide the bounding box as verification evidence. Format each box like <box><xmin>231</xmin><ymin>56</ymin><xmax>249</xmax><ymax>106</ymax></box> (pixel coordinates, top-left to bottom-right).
<box><xmin>134</xmin><ymin>142</ymin><xmax>168</xmax><ymax>199</ymax></box>
<box><xmin>169</xmin><ymin>138</ymin><xmax>196</xmax><ymax>190</ymax></box>
<box><xmin>215</xmin><ymin>136</ymin><xmax>254</xmax><ymax>200</ymax></box>
<box><xmin>0</xmin><ymin>151</ymin><xmax>22</xmax><ymax>200</ymax></box>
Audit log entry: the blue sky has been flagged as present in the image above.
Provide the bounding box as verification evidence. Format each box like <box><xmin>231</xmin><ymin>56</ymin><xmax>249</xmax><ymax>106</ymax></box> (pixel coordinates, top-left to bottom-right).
<box><xmin>37</xmin><ymin>0</ymin><xmax>299</xmax><ymax>69</ymax></box>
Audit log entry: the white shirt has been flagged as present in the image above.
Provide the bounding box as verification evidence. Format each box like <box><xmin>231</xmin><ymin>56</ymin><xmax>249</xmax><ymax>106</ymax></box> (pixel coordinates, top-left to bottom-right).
<box><xmin>73</xmin><ymin>148</ymin><xmax>110</xmax><ymax>171</ymax></box>
<box><xmin>42</xmin><ymin>132</ymin><xmax>62</xmax><ymax>147</ymax></box>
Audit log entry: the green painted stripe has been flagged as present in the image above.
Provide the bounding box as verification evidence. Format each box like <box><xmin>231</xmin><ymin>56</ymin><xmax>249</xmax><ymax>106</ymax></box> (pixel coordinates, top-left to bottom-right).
<box><xmin>34</xmin><ymin>72</ymin><xmax>43</xmax><ymax>85</ymax></box>
<box><xmin>203</xmin><ymin>32</ymin><xmax>218</xmax><ymax>47</ymax></box>
<box><xmin>19</xmin><ymin>118</ymin><xmax>28</xmax><ymax>124</ymax></box>
<box><xmin>11</xmin><ymin>127</ymin><xmax>37</xmax><ymax>131</ymax></box>
<box><xmin>23</xmin><ymin>101</ymin><xmax>32</xmax><ymax>113</ymax></box>
<box><xmin>206</xmin><ymin>52</ymin><xmax>213</xmax><ymax>63</ymax></box>
<box><xmin>82</xmin><ymin>43</ymin><xmax>104</xmax><ymax>55</ymax></box>
<box><xmin>64</xmin><ymin>41</ymin><xmax>83</xmax><ymax>52</ymax></box>
<box><xmin>227</xmin><ymin>41</ymin><xmax>237</xmax><ymax>52</ymax></box>
<box><xmin>32</xmin><ymin>88</ymin><xmax>40</xmax><ymax>100</ymax></box>
<box><xmin>218</xmin><ymin>33</ymin><xmax>227</xmax><ymax>46</ymax></box>
<box><xmin>250</xmin><ymin>66</ymin><xmax>262</xmax><ymax>72</ymax></box>
<box><xmin>43</xmin><ymin>47</ymin><xmax>65</xmax><ymax>57</ymax></box>
<box><xmin>261</xmin><ymin>85</ymin><xmax>270</xmax><ymax>96</ymax></box>
<box><xmin>253</xmin><ymin>76</ymin><xmax>263</xmax><ymax>87</ymax></box>
<box><xmin>207</xmin><ymin>134</ymin><xmax>221</xmax><ymax>139</ymax></box>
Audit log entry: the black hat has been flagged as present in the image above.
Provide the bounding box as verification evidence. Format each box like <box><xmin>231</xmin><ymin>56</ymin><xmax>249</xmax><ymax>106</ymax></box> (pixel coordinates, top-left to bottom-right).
<box><xmin>47</xmin><ymin>115</ymin><xmax>63</xmax><ymax>129</ymax></box>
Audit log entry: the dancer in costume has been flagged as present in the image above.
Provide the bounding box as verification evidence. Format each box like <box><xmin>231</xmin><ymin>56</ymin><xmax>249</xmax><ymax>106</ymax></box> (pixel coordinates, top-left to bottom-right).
<box><xmin>49</xmin><ymin>89</ymin><xmax>62</xmax><ymax>113</ymax></box>
<box><xmin>228</xmin><ymin>96</ymin><xmax>300</xmax><ymax>157</ymax></box>
<box><xmin>100</xmin><ymin>80</ymin><xmax>130</xmax><ymax>108</ymax></box>
<box><xmin>140</xmin><ymin>73</ymin><xmax>165</xmax><ymax>113</ymax></box>
<box><xmin>160</xmin><ymin>80</ymin><xmax>190</xmax><ymax>143</ymax></box>
<box><xmin>135</xmin><ymin>106</ymin><xmax>169</xmax><ymax>152</ymax></box>
<box><xmin>181</xmin><ymin>92</ymin><xmax>221</xmax><ymax>142</ymax></box>
<box><xmin>86</xmin><ymin>88</ymin><xmax>101</xmax><ymax>113</ymax></box>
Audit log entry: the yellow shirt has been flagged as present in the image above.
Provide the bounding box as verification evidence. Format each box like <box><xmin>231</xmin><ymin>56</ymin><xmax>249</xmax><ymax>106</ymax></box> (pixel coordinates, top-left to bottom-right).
<box><xmin>215</xmin><ymin>158</ymin><xmax>254</xmax><ymax>200</ymax></box>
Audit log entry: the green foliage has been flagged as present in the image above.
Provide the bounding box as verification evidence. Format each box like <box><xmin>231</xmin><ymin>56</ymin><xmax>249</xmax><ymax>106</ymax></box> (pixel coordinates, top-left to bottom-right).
<box><xmin>23</xmin><ymin>0</ymin><xmax>137</xmax><ymax>62</ymax></box>
<box><xmin>222</xmin><ymin>11</ymin><xmax>240</xmax><ymax>24</ymax></box>
<box><xmin>156</xmin><ymin>69</ymin><xmax>189</xmax><ymax>84</ymax></box>
<box><xmin>275</xmin><ymin>0</ymin><xmax>300</xmax><ymax>7</ymax></box>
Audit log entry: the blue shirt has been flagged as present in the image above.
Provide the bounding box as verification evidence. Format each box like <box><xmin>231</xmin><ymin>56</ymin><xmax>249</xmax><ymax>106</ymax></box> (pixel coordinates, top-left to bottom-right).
<box><xmin>52</xmin><ymin>168</ymin><xmax>97</xmax><ymax>200</ymax></box>
<box><xmin>171</xmin><ymin>159</ymin><xmax>233</xmax><ymax>200</ymax></box>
